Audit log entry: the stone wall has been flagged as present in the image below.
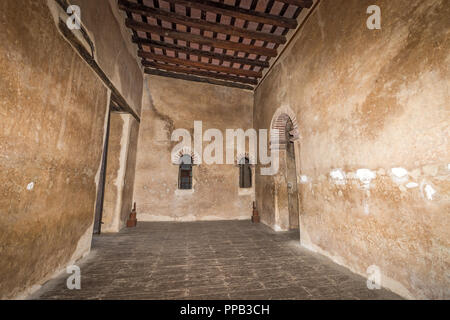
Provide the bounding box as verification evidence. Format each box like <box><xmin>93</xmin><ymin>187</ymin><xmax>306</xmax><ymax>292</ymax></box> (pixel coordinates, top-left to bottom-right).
<box><xmin>134</xmin><ymin>76</ymin><xmax>255</xmax><ymax>222</ymax></box>
<box><xmin>254</xmin><ymin>0</ymin><xmax>449</xmax><ymax>299</ymax></box>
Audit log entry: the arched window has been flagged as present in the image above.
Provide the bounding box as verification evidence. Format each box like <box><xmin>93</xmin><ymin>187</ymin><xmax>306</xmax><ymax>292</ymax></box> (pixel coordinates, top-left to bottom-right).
<box><xmin>178</xmin><ymin>155</ymin><xmax>193</xmax><ymax>190</ymax></box>
<box><xmin>239</xmin><ymin>157</ymin><xmax>252</xmax><ymax>188</ymax></box>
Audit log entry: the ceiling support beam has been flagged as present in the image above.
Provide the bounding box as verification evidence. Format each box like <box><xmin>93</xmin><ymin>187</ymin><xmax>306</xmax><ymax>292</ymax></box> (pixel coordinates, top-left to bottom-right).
<box><xmin>142</xmin><ymin>60</ymin><xmax>258</xmax><ymax>85</ymax></box>
<box><xmin>138</xmin><ymin>50</ymin><xmax>262</xmax><ymax>78</ymax></box>
<box><xmin>144</xmin><ymin>68</ymin><xmax>254</xmax><ymax>90</ymax></box>
<box><xmin>276</xmin><ymin>0</ymin><xmax>314</xmax><ymax>8</ymax></box>
<box><xmin>126</xmin><ymin>19</ymin><xmax>278</xmax><ymax>57</ymax></box>
<box><xmin>132</xmin><ymin>36</ymin><xmax>269</xmax><ymax>68</ymax></box>
<box><xmin>162</xmin><ymin>0</ymin><xmax>298</xmax><ymax>29</ymax></box>
<box><xmin>119</xmin><ymin>0</ymin><xmax>286</xmax><ymax>45</ymax></box>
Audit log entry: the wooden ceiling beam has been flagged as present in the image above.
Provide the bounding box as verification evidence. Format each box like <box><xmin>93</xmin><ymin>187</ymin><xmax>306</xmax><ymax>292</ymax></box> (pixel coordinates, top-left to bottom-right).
<box><xmin>126</xmin><ymin>19</ymin><xmax>278</xmax><ymax>57</ymax></box>
<box><xmin>138</xmin><ymin>50</ymin><xmax>262</xmax><ymax>78</ymax></box>
<box><xmin>162</xmin><ymin>0</ymin><xmax>298</xmax><ymax>29</ymax></box>
<box><xmin>276</xmin><ymin>0</ymin><xmax>314</xmax><ymax>8</ymax></box>
<box><xmin>132</xmin><ymin>36</ymin><xmax>269</xmax><ymax>68</ymax></box>
<box><xmin>144</xmin><ymin>68</ymin><xmax>254</xmax><ymax>90</ymax></box>
<box><xmin>119</xmin><ymin>0</ymin><xmax>286</xmax><ymax>45</ymax></box>
<box><xmin>142</xmin><ymin>60</ymin><xmax>258</xmax><ymax>85</ymax></box>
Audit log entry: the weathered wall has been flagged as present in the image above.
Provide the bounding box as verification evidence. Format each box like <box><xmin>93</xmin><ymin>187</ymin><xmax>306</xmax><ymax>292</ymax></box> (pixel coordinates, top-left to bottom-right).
<box><xmin>254</xmin><ymin>0</ymin><xmax>449</xmax><ymax>299</ymax></box>
<box><xmin>102</xmin><ymin>113</ymin><xmax>139</xmax><ymax>232</ymax></box>
<box><xmin>121</xmin><ymin>116</ymin><xmax>140</xmax><ymax>225</ymax></box>
<box><xmin>71</xmin><ymin>0</ymin><xmax>143</xmax><ymax>115</ymax></box>
<box><xmin>0</xmin><ymin>0</ymin><xmax>109</xmax><ymax>299</ymax></box>
<box><xmin>65</xmin><ymin>0</ymin><xmax>143</xmax><ymax>232</ymax></box>
<box><xmin>0</xmin><ymin>0</ymin><xmax>144</xmax><ymax>299</ymax></box>
<box><xmin>134</xmin><ymin>76</ymin><xmax>254</xmax><ymax>221</ymax></box>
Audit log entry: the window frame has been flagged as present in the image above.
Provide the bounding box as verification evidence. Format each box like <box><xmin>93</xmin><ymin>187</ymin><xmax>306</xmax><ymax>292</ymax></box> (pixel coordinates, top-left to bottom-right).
<box><xmin>238</xmin><ymin>157</ymin><xmax>252</xmax><ymax>189</ymax></box>
<box><xmin>178</xmin><ymin>155</ymin><xmax>193</xmax><ymax>190</ymax></box>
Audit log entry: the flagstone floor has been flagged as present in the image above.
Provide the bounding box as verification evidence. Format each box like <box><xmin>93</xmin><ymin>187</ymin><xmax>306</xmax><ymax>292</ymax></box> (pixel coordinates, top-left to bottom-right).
<box><xmin>33</xmin><ymin>220</ymin><xmax>401</xmax><ymax>300</ymax></box>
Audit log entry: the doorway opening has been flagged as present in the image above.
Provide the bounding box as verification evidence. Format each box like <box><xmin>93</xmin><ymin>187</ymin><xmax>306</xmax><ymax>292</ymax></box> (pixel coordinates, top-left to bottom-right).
<box><xmin>270</xmin><ymin>107</ymin><xmax>301</xmax><ymax>233</ymax></box>
<box><xmin>93</xmin><ymin>96</ymin><xmax>124</xmax><ymax>235</ymax></box>
<box><xmin>285</xmin><ymin>119</ymin><xmax>299</xmax><ymax>230</ymax></box>
<box><xmin>93</xmin><ymin>103</ymin><xmax>112</xmax><ymax>235</ymax></box>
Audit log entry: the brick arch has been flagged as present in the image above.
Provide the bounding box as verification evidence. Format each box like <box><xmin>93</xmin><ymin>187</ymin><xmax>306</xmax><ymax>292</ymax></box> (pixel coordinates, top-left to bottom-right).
<box><xmin>171</xmin><ymin>146</ymin><xmax>201</xmax><ymax>165</ymax></box>
<box><xmin>270</xmin><ymin>105</ymin><xmax>300</xmax><ymax>150</ymax></box>
<box><xmin>236</xmin><ymin>152</ymin><xmax>257</xmax><ymax>166</ymax></box>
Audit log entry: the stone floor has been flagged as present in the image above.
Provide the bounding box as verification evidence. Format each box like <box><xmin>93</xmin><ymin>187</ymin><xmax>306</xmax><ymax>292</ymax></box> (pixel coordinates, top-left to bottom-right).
<box><xmin>33</xmin><ymin>221</ymin><xmax>401</xmax><ymax>300</ymax></box>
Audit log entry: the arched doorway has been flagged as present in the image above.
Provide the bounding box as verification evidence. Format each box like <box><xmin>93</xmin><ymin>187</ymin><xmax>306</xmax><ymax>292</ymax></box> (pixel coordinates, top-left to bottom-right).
<box><xmin>270</xmin><ymin>107</ymin><xmax>301</xmax><ymax>231</ymax></box>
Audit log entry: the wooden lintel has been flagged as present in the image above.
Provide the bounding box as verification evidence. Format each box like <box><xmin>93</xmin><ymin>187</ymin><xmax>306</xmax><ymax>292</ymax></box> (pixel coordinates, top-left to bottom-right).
<box><xmin>162</xmin><ymin>0</ymin><xmax>298</xmax><ymax>29</ymax></box>
<box><xmin>119</xmin><ymin>0</ymin><xmax>286</xmax><ymax>45</ymax></box>
<box><xmin>144</xmin><ymin>68</ymin><xmax>254</xmax><ymax>90</ymax></box>
<box><xmin>138</xmin><ymin>50</ymin><xmax>262</xmax><ymax>78</ymax></box>
<box><xmin>142</xmin><ymin>60</ymin><xmax>258</xmax><ymax>85</ymax></box>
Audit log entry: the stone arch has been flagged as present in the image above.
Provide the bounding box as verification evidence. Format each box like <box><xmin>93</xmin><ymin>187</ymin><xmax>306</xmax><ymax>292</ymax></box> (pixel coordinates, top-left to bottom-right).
<box><xmin>171</xmin><ymin>146</ymin><xmax>201</xmax><ymax>165</ymax></box>
<box><xmin>269</xmin><ymin>105</ymin><xmax>300</xmax><ymax>150</ymax></box>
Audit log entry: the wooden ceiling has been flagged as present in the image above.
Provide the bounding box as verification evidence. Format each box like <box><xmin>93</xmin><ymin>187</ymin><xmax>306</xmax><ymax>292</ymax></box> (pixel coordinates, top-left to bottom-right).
<box><xmin>119</xmin><ymin>0</ymin><xmax>313</xmax><ymax>90</ymax></box>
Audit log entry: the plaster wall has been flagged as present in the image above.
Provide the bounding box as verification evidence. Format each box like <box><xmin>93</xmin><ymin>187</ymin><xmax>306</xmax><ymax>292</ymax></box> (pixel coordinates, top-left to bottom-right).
<box><xmin>1</xmin><ymin>0</ymin><xmax>448</xmax><ymax>301</ymax></box>
<box><xmin>0</xmin><ymin>0</ymin><xmax>143</xmax><ymax>298</ymax></box>
<box><xmin>134</xmin><ymin>76</ymin><xmax>255</xmax><ymax>221</ymax></box>
<box><xmin>71</xmin><ymin>0</ymin><xmax>143</xmax><ymax>115</ymax></box>
<box><xmin>254</xmin><ymin>0</ymin><xmax>449</xmax><ymax>299</ymax></box>
<box><xmin>0</xmin><ymin>0</ymin><xmax>109</xmax><ymax>299</ymax></box>
<box><xmin>102</xmin><ymin>113</ymin><xmax>139</xmax><ymax>232</ymax></box>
